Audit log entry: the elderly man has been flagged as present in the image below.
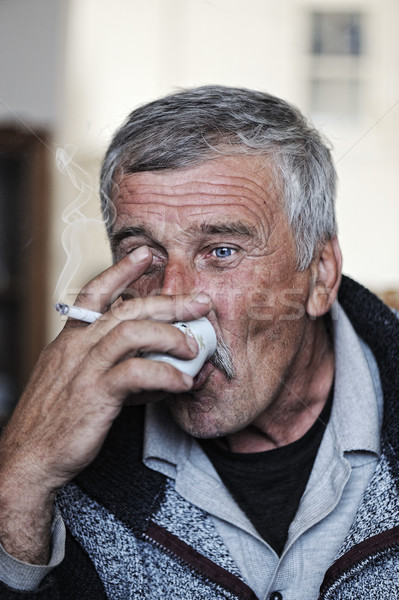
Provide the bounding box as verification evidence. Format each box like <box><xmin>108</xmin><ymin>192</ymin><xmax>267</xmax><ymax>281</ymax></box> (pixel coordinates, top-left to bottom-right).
<box><xmin>0</xmin><ymin>86</ymin><xmax>398</xmax><ymax>600</ymax></box>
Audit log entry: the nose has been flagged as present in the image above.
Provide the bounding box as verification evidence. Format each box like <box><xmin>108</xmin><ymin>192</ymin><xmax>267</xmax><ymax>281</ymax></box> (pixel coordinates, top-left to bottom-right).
<box><xmin>160</xmin><ymin>259</ymin><xmax>198</xmax><ymax>297</ymax></box>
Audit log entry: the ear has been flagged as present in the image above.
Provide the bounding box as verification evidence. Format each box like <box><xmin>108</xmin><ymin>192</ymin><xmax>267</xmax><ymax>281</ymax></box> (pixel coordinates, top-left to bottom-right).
<box><xmin>306</xmin><ymin>236</ymin><xmax>342</xmax><ymax>318</ymax></box>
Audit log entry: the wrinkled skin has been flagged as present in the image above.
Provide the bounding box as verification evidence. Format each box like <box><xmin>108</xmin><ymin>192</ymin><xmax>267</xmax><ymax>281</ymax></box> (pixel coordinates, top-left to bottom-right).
<box><xmin>0</xmin><ymin>154</ymin><xmax>341</xmax><ymax>564</ymax></box>
<box><xmin>112</xmin><ymin>155</ymin><xmax>340</xmax><ymax>450</ymax></box>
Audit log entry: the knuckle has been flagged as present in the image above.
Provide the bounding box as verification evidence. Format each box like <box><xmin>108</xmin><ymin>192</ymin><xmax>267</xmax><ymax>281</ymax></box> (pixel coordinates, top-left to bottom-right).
<box><xmin>118</xmin><ymin>358</ymin><xmax>141</xmax><ymax>380</ymax></box>
<box><xmin>114</xmin><ymin>320</ymin><xmax>141</xmax><ymax>343</ymax></box>
<box><xmin>76</xmin><ymin>286</ymin><xmax>98</xmax><ymax>307</ymax></box>
<box><xmin>145</xmin><ymin>294</ymin><xmax>180</xmax><ymax>320</ymax></box>
<box><xmin>109</xmin><ymin>293</ymin><xmax>193</xmax><ymax>323</ymax></box>
<box><xmin>76</xmin><ymin>281</ymin><xmax>110</xmax><ymax>312</ymax></box>
<box><xmin>110</xmin><ymin>298</ymin><xmax>139</xmax><ymax>321</ymax></box>
<box><xmin>85</xmin><ymin>344</ymin><xmax>107</xmax><ymax>370</ymax></box>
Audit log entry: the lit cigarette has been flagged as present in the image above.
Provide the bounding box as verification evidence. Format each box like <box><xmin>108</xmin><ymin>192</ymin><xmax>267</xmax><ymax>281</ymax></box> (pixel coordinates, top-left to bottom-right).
<box><xmin>54</xmin><ymin>302</ymin><xmax>102</xmax><ymax>324</ymax></box>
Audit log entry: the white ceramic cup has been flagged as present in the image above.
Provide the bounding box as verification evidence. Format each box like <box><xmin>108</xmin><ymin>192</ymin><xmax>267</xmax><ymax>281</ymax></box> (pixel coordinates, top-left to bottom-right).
<box><xmin>146</xmin><ymin>317</ymin><xmax>217</xmax><ymax>377</ymax></box>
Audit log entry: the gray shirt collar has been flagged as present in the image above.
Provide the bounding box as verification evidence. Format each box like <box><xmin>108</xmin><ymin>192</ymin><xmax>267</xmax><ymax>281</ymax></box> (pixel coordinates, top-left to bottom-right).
<box><xmin>331</xmin><ymin>302</ymin><xmax>382</xmax><ymax>456</ymax></box>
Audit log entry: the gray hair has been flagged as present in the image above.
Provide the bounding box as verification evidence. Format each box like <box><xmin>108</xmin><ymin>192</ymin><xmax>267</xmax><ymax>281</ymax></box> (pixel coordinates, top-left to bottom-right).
<box><xmin>100</xmin><ymin>85</ymin><xmax>337</xmax><ymax>270</ymax></box>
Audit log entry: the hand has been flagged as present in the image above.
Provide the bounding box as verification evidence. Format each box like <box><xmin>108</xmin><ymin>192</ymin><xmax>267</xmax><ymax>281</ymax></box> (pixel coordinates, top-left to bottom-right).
<box><xmin>0</xmin><ymin>246</ymin><xmax>212</xmax><ymax>563</ymax></box>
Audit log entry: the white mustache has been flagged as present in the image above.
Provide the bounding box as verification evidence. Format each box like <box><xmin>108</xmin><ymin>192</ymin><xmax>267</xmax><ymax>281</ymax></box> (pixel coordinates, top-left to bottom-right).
<box><xmin>209</xmin><ymin>336</ymin><xmax>235</xmax><ymax>381</ymax></box>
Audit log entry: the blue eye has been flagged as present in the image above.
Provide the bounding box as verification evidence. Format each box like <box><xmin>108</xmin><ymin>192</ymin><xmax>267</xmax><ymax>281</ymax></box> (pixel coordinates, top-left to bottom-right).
<box><xmin>212</xmin><ymin>247</ymin><xmax>235</xmax><ymax>258</ymax></box>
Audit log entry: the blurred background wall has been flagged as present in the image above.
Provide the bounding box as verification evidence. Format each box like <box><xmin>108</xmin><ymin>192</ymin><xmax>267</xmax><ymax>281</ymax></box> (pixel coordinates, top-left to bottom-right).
<box><xmin>0</xmin><ymin>0</ymin><xmax>398</xmax><ymax>418</ymax></box>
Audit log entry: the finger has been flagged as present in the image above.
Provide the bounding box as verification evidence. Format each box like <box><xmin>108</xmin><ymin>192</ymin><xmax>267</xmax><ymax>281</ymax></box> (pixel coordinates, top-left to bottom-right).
<box><xmin>74</xmin><ymin>246</ymin><xmax>152</xmax><ymax>312</ymax></box>
<box><xmin>106</xmin><ymin>292</ymin><xmax>213</xmax><ymax>324</ymax></box>
<box><xmin>87</xmin><ymin>320</ymin><xmax>199</xmax><ymax>370</ymax></box>
<box><xmin>101</xmin><ymin>357</ymin><xmax>193</xmax><ymax>400</ymax></box>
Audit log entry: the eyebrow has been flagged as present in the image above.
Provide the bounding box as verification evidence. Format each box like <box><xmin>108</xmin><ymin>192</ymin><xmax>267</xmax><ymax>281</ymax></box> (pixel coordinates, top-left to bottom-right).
<box><xmin>186</xmin><ymin>222</ymin><xmax>257</xmax><ymax>238</ymax></box>
<box><xmin>110</xmin><ymin>225</ymin><xmax>153</xmax><ymax>253</ymax></box>
<box><xmin>110</xmin><ymin>221</ymin><xmax>258</xmax><ymax>253</ymax></box>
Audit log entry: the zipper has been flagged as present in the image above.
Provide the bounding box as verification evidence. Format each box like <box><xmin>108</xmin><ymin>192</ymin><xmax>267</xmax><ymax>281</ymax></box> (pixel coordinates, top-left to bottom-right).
<box><xmin>319</xmin><ymin>524</ymin><xmax>399</xmax><ymax>597</ymax></box>
<box><xmin>143</xmin><ymin>520</ymin><xmax>259</xmax><ymax>600</ymax></box>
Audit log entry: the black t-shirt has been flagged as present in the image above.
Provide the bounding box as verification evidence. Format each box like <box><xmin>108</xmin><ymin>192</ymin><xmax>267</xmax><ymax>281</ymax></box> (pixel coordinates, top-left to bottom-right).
<box><xmin>200</xmin><ymin>388</ymin><xmax>333</xmax><ymax>556</ymax></box>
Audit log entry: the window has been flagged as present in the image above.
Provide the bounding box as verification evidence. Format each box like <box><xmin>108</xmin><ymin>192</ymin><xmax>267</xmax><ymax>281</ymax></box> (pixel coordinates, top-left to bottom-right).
<box><xmin>312</xmin><ymin>12</ymin><xmax>362</xmax><ymax>55</ymax></box>
<box><xmin>309</xmin><ymin>11</ymin><xmax>366</xmax><ymax>120</ymax></box>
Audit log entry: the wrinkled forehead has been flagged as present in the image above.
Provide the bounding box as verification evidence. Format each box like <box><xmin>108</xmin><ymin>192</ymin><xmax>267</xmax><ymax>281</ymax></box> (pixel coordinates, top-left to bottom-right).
<box><xmin>108</xmin><ymin>157</ymin><xmax>297</xmax><ymax>264</ymax></box>
<box><xmin>112</xmin><ymin>155</ymin><xmax>284</xmax><ymax>227</ymax></box>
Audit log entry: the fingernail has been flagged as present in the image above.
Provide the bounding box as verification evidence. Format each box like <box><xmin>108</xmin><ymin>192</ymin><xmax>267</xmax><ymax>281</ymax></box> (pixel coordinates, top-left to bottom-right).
<box><xmin>182</xmin><ymin>373</ymin><xmax>193</xmax><ymax>387</ymax></box>
<box><xmin>186</xmin><ymin>334</ymin><xmax>198</xmax><ymax>355</ymax></box>
<box><xmin>130</xmin><ymin>246</ymin><xmax>150</xmax><ymax>263</ymax></box>
<box><xmin>194</xmin><ymin>292</ymin><xmax>211</xmax><ymax>304</ymax></box>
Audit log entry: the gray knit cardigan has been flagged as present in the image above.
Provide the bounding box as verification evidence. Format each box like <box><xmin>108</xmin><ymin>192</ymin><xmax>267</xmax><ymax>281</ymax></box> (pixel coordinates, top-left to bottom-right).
<box><xmin>1</xmin><ymin>275</ymin><xmax>399</xmax><ymax>599</ymax></box>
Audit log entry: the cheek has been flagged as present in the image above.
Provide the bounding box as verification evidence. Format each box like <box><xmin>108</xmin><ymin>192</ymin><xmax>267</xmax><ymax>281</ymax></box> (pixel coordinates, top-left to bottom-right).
<box><xmin>206</xmin><ymin>260</ymin><xmax>274</xmax><ymax>324</ymax></box>
<box><xmin>246</xmin><ymin>286</ymin><xmax>309</xmax><ymax>323</ymax></box>
<box><xmin>241</xmin><ymin>258</ymin><xmax>310</xmax><ymax>323</ymax></box>
<box><xmin>206</xmin><ymin>272</ymin><xmax>256</xmax><ymax>338</ymax></box>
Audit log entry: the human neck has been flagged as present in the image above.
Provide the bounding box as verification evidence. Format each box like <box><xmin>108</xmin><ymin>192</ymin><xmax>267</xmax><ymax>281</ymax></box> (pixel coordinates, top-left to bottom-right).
<box><xmin>224</xmin><ymin>318</ymin><xmax>335</xmax><ymax>453</ymax></box>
